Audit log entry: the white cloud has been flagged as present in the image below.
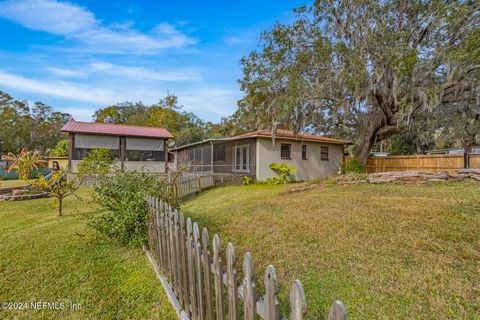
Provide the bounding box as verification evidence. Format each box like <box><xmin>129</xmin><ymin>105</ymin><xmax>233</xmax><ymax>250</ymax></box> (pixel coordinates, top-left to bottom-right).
<box><xmin>0</xmin><ymin>0</ymin><xmax>95</xmax><ymax>35</ymax></box>
<box><xmin>88</xmin><ymin>62</ymin><xmax>200</xmax><ymax>81</ymax></box>
<box><xmin>44</xmin><ymin>62</ymin><xmax>200</xmax><ymax>81</ymax></box>
<box><xmin>0</xmin><ymin>70</ymin><xmax>240</xmax><ymax>120</ymax></box>
<box><xmin>0</xmin><ymin>0</ymin><xmax>196</xmax><ymax>54</ymax></box>
<box><xmin>178</xmin><ymin>87</ymin><xmax>240</xmax><ymax>117</ymax></box>
<box><xmin>45</xmin><ymin>67</ymin><xmax>87</xmax><ymax>78</ymax></box>
<box><xmin>0</xmin><ymin>70</ymin><xmax>116</xmax><ymax>104</ymax></box>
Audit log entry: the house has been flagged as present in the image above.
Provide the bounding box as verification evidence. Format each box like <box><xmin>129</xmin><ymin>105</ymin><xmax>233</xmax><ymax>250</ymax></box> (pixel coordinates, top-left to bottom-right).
<box><xmin>60</xmin><ymin>120</ymin><xmax>174</xmax><ymax>172</ymax></box>
<box><xmin>45</xmin><ymin>156</ymin><xmax>68</xmax><ymax>171</ymax></box>
<box><xmin>426</xmin><ymin>147</ymin><xmax>480</xmax><ymax>155</ymax></box>
<box><xmin>172</xmin><ymin>129</ymin><xmax>345</xmax><ymax>181</ymax></box>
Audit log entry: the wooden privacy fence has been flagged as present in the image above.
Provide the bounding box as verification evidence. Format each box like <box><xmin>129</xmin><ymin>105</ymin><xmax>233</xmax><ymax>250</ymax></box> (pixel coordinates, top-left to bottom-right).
<box><xmin>345</xmin><ymin>154</ymin><xmax>480</xmax><ymax>175</ymax></box>
<box><xmin>145</xmin><ymin>196</ymin><xmax>348</xmax><ymax>320</ymax></box>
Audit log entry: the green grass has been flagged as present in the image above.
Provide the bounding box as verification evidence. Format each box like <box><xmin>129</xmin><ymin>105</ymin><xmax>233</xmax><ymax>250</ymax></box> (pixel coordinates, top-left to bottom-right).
<box><xmin>182</xmin><ymin>181</ymin><xmax>480</xmax><ymax>320</ymax></box>
<box><xmin>0</xmin><ymin>179</ymin><xmax>36</xmax><ymax>188</ymax></box>
<box><xmin>0</xmin><ymin>189</ymin><xmax>176</xmax><ymax>320</ymax></box>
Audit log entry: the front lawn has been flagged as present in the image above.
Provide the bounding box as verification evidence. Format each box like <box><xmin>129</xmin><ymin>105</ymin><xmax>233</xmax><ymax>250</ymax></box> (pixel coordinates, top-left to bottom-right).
<box><xmin>0</xmin><ymin>189</ymin><xmax>176</xmax><ymax>320</ymax></box>
<box><xmin>0</xmin><ymin>179</ymin><xmax>36</xmax><ymax>188</ymax></box>
<box><xmin>182</xmin><ymin>181</ymin><xmax>480</xmax><ymax>319</ymax></box>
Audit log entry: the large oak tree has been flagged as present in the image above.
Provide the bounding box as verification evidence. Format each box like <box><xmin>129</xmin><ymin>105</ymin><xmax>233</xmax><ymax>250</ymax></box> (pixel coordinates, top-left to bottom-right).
<box><xmin>238</xmin><ymin>0</ymin><xmax>479</xmax><ymax>163</ymax></box>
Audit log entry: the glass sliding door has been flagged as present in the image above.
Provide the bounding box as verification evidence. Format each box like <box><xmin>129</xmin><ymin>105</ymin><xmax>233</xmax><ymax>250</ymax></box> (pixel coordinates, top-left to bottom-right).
<box><xmin>234</xmin><ymin>144</ymin><xmax>250</xmax><ymax>173</ymax></box>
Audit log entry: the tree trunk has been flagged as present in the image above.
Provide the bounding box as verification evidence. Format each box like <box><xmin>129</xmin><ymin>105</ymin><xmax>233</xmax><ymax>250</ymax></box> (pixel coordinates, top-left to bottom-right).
<box><xmin>354</xmin><ymin>108</ymin><xmax>398</xmax><ymax>165</ymax></box>
<box><xmin>354</xmin><ymin>124</ymin><xmax>381</xmax><ymax>165</ymax></box>
<box><xmin>58</xmin><ymin>197</ymin><xmax>63</xmax><ymax>216</ymax></box>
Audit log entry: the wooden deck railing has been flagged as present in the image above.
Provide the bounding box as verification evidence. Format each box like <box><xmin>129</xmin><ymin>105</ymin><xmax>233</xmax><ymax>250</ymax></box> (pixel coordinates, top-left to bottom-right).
<box><xmin>145</xmin><ymin>196</ymin><xmax>348</xmax><ymax>320</ymax></box>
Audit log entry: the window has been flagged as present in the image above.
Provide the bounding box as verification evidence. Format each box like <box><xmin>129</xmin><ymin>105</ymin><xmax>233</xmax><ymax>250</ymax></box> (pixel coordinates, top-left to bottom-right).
<box><xmin>214</xmin><ymin>145</ymin><xmax>226</xmax><ymax>161</ymax></box>
<box><xmin>321</xmin><ymin>146</ymin><xmax>329</xmax><ymax>161</ymax></box>
<box><xmin>302</xmin><ymin>145</ymin><xmax>307</xmax><ymax>160</ymax></box>
<box><xmin>125</xmin><ymin>150</ymin><xmax>165</xmax><ymax>161</ymax></box>
<box><xmin>281</xmin><ymin>144</ymin><xmax>291</xmax><ymax>159</ymax></box>
<box><xmin>234</xmin><ymin>144</ymin><xmax>250</xmax><ymax>172</ymax></box>
<box><xmin>73</xmin><ymin>148</ymin><xmax>119</xmax><ymax>160</ymax></box>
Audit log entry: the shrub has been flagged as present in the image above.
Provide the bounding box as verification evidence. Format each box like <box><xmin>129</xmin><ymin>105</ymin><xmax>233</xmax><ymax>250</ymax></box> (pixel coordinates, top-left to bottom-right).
<box><xmin>268</xmin><ymin>162</ymin><xmax>297</xmax><ymax>184</ymax></box>
<box><xmin>344</xmin><ymin>157</ymin><xmax>365</xmax><ymax>174</ymax></box>
<box><xmin>90</xmin><ymin>170</ymin><xmax>168</xmax><ymax>247</ymax></box>
<box><xmin>1</xmin><ymin>149</ymin><xmax>44</xmax><ymax>180</ymax></box>
<box><xmin>77</xmin><ymin>148</ymin><xmax>114</xmax><ymax>177</ymax></box>
<box><xmin>243</xmin><ymin>176</ymin><xmax>253</xmax><ymax>185</ymax></box>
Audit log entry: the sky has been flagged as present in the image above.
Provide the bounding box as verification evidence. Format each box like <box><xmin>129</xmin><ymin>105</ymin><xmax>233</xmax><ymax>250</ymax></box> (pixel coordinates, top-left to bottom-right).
<box><xmin>0</xmin><ymin>0</ymin><xmax>307</xmax><ymax>122</ymax></box>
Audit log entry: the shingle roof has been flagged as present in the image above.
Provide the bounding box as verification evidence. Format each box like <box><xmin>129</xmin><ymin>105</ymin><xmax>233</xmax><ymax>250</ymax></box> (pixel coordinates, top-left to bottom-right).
<box><xmin>232</xmin><ymin>129</ymin><xmax>344</xmax><ymax>144</ymax></box>
<box><xmin>61</xmin><ymin>120</ymin><xmax>174</xmax><ymax>139</ymax></box>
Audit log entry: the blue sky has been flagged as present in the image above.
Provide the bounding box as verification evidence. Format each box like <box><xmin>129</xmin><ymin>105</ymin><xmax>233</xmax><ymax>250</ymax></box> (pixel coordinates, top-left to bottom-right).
<box><xmin>0</xmin><ymin>0</ymin><xmax>306</xmax><ymax>122</ymax></box>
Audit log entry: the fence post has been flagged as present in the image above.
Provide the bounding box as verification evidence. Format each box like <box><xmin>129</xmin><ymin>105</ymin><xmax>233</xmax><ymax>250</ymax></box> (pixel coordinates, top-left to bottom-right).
<box><xmin>193</xmin><ymin>223</ymin><xmax>205</xmax><ymax>320</ymax></box>
<box><xmin>226</xmin><ymin>243</ymin><xmax>238</xmax><ymax>320</ymax></box>
<box><xmin>212</xmin><ymin>234</ymin><xmax>225</xmax><ymax>320</ymax></box>
<box><xmin>243</xmin><ymin>252</ymin><xmax>256</xmax><ymax>320</ymax></box>
<box><xmin>179</xmin><ymin>212</ymin><xmax>188</xmax><ymax>308</ymax></box>
<box><xmin>264</xmin><ymin>265</ymin><xmax>280</xmax><ymax>320</ymax></box>
<box><xmin>202</xmin><ymin>228</ymin><xmax>213</xmax><ymax>320</ymax></box>
<box><xmin>186</xmin><ymin>218</ymin><xmax>197</xmax><ymax>319</ymax></box>
<box><xmin>289</xmin><ymin>280</ymin><xmax>306</xmax><ymax>320</ymax></box>
<box><xmin>327</xmin><ymin>301</ymin><xmax>348</xmax><ymax>320</ymax></box>
<box><xmin>173</xmin><ymin>210</ymin><xmax>181</xmax><ymax>298</ymax></box>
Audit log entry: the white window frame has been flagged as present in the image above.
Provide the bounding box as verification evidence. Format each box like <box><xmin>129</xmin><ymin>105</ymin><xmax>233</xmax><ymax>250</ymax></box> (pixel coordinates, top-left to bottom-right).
<box><xmin>233</xmin><ymin>144</ymin><xmax>250</xmax><ymax>173</ymax></box>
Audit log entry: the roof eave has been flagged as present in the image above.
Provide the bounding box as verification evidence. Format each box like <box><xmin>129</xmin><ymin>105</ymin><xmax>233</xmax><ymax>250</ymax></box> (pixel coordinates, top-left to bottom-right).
<box><xmin>172</xmin><ymin>134</ymin><xmax>344</xmax><ymax>151</ymax></box>
<box><xmin>61</xmin><ymin>130</ymin><xmax>173</xmax><ymax>139</ymax></box>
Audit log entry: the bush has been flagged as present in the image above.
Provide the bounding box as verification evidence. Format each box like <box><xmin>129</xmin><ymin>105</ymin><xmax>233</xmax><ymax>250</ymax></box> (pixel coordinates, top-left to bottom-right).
<box><xmin>268</xmin><ymin>162</ymin><xmax>298</xmax><ymax>184</ymax></box>
<box><xmin>89</xmin><ymin>170</ymin><xmax>168</xmax><ymax>247</ymax></box>
<box><xmin>243</xmin><ymin>176</ymin><xmax>254</xmax><ymax>185</ymax></box>
<box><xmin>77</xmin><ymin>148</ymin><xmax>114</xmax><ymax>177</ymax></box>
<box><xmin>344</xmin><ymin>157</ymin><xmax>365</xmax><ymax>174</ymax></box>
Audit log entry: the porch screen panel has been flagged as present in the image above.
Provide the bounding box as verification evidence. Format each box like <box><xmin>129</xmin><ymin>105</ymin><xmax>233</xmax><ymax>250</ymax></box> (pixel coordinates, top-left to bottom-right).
<box><xmin>126</xmin><ymin>137</ymin><xmax>164</xmax><ymax>151</ymax></box>
<box><xmin>75</xmin><ymin>134</ymin><xmax>119</xmax><ymax>149</ymax></box>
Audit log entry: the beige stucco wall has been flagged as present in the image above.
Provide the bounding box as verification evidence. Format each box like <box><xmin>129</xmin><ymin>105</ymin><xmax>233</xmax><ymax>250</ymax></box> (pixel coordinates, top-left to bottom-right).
<box><xmin>256</xmin><ymin>138</ymin><xmax>343</xmax><ymax>181</ymax></box>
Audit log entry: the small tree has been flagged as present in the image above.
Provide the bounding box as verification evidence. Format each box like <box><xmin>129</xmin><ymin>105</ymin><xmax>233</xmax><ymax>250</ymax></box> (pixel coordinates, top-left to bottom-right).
<box><xmin>2</xmin><ymin>148</ymin><xmax>44</xmax><ymax>180</ymax></box>
<box><xmin>77</xmin><ymin>148</ymin><xmax>114</xmax><ymax>177</ymax></box>
<box><xmin>49</xmin><ymin>139</ymin><xmax>69</xmax><ymax>156</ymax></box>
<box><xmin>36</xmin><ymin>171</ymin><xmax>80</xmax><ymax>216</ymax></box>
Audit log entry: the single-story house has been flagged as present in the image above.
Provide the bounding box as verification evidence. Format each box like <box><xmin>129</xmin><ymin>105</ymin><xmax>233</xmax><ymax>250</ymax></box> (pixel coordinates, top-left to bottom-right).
<box><xmin>61</xmin><ymin>120</ymin><xmax>174</xmax><ymax>172</ymax></box>
<box><xmin>172</xmin><ymin>129</ymin><xmax>345</xmax><ymax>181</ymax></box>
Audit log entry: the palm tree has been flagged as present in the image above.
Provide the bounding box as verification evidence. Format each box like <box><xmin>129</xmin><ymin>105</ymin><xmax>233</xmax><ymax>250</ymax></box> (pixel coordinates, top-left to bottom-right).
<box><xmin>1</xmin><ymin>149</ymin><xmax>44</xmax><ymax>180</ymax></box>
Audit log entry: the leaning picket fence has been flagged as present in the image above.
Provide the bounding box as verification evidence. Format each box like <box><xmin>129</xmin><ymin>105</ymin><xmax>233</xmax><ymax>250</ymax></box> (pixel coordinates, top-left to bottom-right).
<box><xmin>145</xmin><ymin>196</ymin><xmax>348</xmax><ymax>320</ymax></box>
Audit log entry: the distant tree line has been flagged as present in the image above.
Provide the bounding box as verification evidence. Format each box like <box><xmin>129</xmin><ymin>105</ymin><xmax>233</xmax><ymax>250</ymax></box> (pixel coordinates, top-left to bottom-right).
<box><xmin>0</xmin><ymin>90</ymin><xmax>237</xmax><ymax>156</ymax></box>
<box><xmin>0</xmin><ymin>91</ymin><xmax>72</xmax><ymax>156</ymax></box>
<box><xmin>92</xmin><ymin>93</ymin><xmax>234</xmax><ymax>146</ymax></box>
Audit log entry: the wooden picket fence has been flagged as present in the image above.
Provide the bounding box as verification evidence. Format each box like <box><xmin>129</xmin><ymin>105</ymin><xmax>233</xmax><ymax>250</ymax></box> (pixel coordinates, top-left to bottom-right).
<box><xmin>145</xmin><ymin>196</ymin><xmax>348</xmax><ymax>320</ymax></box>
<box><xmin>345</xmin><ymin>154</ymin><xmax>480</xmax><ymax>175</ymax></box>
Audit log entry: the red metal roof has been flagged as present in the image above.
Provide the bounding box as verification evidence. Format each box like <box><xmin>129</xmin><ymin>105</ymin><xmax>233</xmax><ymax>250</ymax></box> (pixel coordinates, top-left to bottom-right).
<box><xmin>232</xmin><ymin>129</ymin><xmax>344</xmax><ymax>144</ymax></box>
<box><xmin>61</xmin><ymin>120</ymin><xmax>174</xmax><ymax>139</ymax></box>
